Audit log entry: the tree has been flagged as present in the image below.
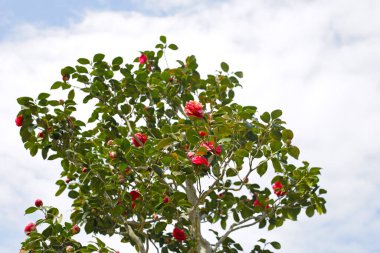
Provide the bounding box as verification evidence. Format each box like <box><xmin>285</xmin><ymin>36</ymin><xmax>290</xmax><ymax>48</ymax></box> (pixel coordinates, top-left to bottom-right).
<box><xmin>16</xmin><ymin>36</ymin><xmax>326</xmax><ymax>253</ymax></box>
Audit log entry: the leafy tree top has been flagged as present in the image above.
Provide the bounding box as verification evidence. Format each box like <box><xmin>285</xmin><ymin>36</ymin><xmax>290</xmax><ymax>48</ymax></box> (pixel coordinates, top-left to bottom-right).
<box><xmin>16</xmin><ymin>36</ymin><xmax>326</xmax><ymax>253</ymax></box>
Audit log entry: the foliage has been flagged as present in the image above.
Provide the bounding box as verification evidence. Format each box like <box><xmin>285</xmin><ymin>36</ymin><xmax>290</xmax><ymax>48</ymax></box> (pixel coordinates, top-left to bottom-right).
<box><xmin>16</xmin><ymin>36</ymin><xmax>326</xmax><ymax>253</ymax></box>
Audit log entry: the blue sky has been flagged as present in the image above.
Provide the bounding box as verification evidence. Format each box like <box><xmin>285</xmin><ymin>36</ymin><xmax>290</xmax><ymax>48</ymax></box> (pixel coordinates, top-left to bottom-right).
<box><xmin>1</xmin><ymin>0</ymin><xmax>380</xmax><ymax>252</ymax></box>
<box><xmin>0</xmin><ymin>0</ymin><xmax>226</xmax><ymax>39</ymax></box>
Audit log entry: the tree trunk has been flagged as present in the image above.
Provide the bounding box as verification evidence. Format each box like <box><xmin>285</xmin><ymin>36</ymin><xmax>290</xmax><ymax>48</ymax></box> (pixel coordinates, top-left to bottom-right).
<box><xmin>186</xmin><ymin>179</ymin><xmax>213</xmax><ymax>253</ymax></box>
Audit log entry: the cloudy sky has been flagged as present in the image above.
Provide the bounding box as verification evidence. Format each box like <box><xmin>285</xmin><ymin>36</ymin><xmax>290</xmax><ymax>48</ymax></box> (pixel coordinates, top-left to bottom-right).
<box><xmin>1</xmin><ymin>0</ymin><xmax>380</xmax><ymax>252</ymax></box>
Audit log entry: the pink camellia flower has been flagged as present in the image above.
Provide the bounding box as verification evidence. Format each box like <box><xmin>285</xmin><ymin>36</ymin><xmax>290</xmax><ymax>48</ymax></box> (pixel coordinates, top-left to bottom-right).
<box><xmin>163</xmin><ymin>196</ymin><xmax>169</xmax><ymax>203</ymax></box>
<box><xmin>66</xmin><ymin>246</ymin><xmax>74</xmax><ymax>253</ymax></box>
<box><xmin>272</xmin><ymin>181</ymin><xmax>286</xmax><ymax>197</ymax></box>
<box><xmin>107</xmin><ymin>139</ymin><xmax>115</xmax><ymax>146</ymax></box>
<box><xmin>215</xmin><ymin>145</ymin><xmax>222</xmax><ymax>155</ymax></box>
<box><xmin>15</xmin><ymin>115</ymin><xmax>23</xmax><ymax>127</ymax></box>
<box><xmin>131</xmin><ymin>133</ymin><xmax>148</xmax><ymax>147</ymax></box>
<box><xmin>109</xmin><ymin>151</ymin><xmax>117</xmax><ymax>160</ymax></box>
<box><xmin>187</xmin><ymin>151</ymin><xmax>195</xmax><ymax>160</ymax></box>
<box><xmin>24</xmin><ymin>222</ymin><xmax>36</xmax><ymax>235</ymax></box>
<box><xmin>71</xmin><ymin>224</ymin><xmax>80</xmax><ymax>235</ymax></box>
<box><xmin>191</xmin><ymin>156</ymin><xmax>209</xmax><ymax>167</ymax></box>
<box><xmin>130</xmin><ymin>190</ymin><xmax>141</xmax><ymax>201</ymax></box>
<box><xmin>200</xmin><ymin>141</ymin><xmax>214</xmax><ymax>151</ymax></box>
<box><xmin>139</xmin><ymin>54</ymin><xmax>148</xmax><ymax>64</ymax></box>
<box><xmin>172</xmin><ymin>227</ymin><xmax>187</xmax><ymax>241</ymax></box>
<box><xmin>198</xmin><ymin>131</ymin><xmax>207</xmax><ymax>137</ymax></box>
<box><xmin>185</xmin><ymin>101</ymin><xmax>204</xmax><ymax>118</ymax></box>
<box><xmin>34</xmin><ymin>199</ymin><xmax>43</xmax><ymax>207</ymax></box>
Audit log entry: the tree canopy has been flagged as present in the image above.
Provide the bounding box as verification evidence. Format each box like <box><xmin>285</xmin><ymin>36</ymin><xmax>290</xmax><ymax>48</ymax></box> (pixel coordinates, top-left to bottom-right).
<box><xmin>16</xmin><ymin>36</ymin><xmax>326</xmax><ymax>253</ymax></box>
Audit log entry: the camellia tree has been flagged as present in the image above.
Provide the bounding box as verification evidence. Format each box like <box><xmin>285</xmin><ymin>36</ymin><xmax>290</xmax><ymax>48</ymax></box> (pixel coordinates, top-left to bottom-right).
<box><xmin>16</xmin><ymin>36</ymin><xmax>326</xmax><ymax>253</ymax></box>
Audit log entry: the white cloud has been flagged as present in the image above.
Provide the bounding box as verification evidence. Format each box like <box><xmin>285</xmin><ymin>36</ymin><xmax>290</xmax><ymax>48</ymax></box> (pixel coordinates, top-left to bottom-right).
<box><xmin>1</xmin><ymin>0</ymin><xmax>380</xmax><ymax>252</ymax></box>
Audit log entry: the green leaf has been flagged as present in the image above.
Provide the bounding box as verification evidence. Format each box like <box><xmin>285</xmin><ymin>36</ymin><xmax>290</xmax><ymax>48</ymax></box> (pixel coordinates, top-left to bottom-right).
<box><xmin>160</xmin><ymin>35</ymin><xmax>167</xmax><ymax>44</ymax></box>
<box><xmin>17</xmin><ymin>96</ymin><xmax>33</xmax><ymax>105</ymax></box>
<box><xmin>270</xmin><ymin>241</ymin><xmax>281</xmax><ymax>250</ymax></box>
<box><xmin>30</xmin><ymin>144</ymin><xmax>38</xmax><ymax>157</ymax></box>
<box><xmin>93</xmin><ymin>53</ymin><xmax>105</xmax><ymax>63</ymax></box>
<box><xmin>288</xmin><ymin>146</ymin><xmax>300</xmax><ymax>159</ymax></box>
<box><xmin>61</xmin><ymin>66</ymin><xmax>76</xmax><ymax>75</ymax></box>
<box><xmin>260</xmin><ymin>112</ymin><xmax>270</xmax><ymax>123</ymax></box>
<box><xmin>235</xmin><ymin>71</ymin><xmax>243</xmax><ymax>78</ymax></box>
<box><xmin>42</xmin><ymin>146</ymin><xmax>49</xmax><ymax>160</ymax></box>
<box><xmin>271</xmin><ymin>109</ymin><xmax>282</xmax><ymax>119</ymax></box>
<box><xmin>78</xmin><ymin>58</ymin><xmax>90</xmax><ymax>65</ymax></box>
<box><xmin>258</xmin><ymin>238</ymin><xmax>266</xmax><ymax>243</ymax></box>
<box><xmin>112</xmin><ymin>56</ymin><xmax>123</xmax><ymax>66</ymax></box>
<box><xmin>68</xmin><ymin>89</ymin><xmax>75</xmax><ymax>100</ymax></box>
<box><xmin>232</xmin><ymin>209</ymin><xmax>240</xmax><ymax>222</ymax></box>
<box><xmin>226</xmin><ymin>168</ymin><xmax>237</xmax><ymax>177</ymax></box>
<box><xmin>156</xmin><ymin>138</ymin><xmax>174</xmax><ymax>150</ymax></box>
<box><xmin>282</xmin><ymin>129</ymin><xmax>294</xmax><ymax>141</ymax></box>
<box><xmin>306</xmin><ymin>205</ymin><xmax>315</xmax><ymax>217</ymax></box>
<box><xmin>271</xmin><ymin>158</ymin><xmax>282</xmax><ymax>172</ymax></box>
<box><xmin>76</xmin><ymin>65</ymin><xmax>88</xmax><ymax>73</ymax></box>
<box><xmin>55</xmin><ymin>184</ymin><xmax>66</xmax><ymax>196</ymax></box>
<box><xmin>51</xmin><ymin>81</ymin><xmax>63</xmax><ymax>90</ymax></box>
<box><xmin>68</xmin><ymin>190</ymin><xmax>79</xmax><ymax>199</ymax></box>
<box><xmin>168</xmin><ymin>44</ymin><xmax>178</xmax><ymax>50</ymax></box>
<box><xmin>38</xmin><ymin>93</ymin><xmax>50</xmax><ymax>100</ymax></box>
<box><xmin>186</xmin><ymin>128</ymin><xmax>199</xmax><ymax>145</ymax></box>
<box><xmin>221</xmin><ymin>218</ymin><xmax>226</xmax><ymax>230</ymax></box>
<box><xmin>257</xmin><ymin>161</ymin><xmax>268</xmax><ymax>177</ymax></box>
<box><xmin>25</xmin><ymin>206</ymin><xmax>38</xmax><ymax>215</ymax></box>
<box><xmin>154</xmin><ymin>221</ymin><xmax>167</xmax><ymax>234</ymax></box>
<box><xmin>258</xmin><ymin>219</ymin><xmax>266</xmax><ymax>228</ymax></box>
<box><xmin>85</xmin><ymin>220</ymin><xmax>94</xmax><ymax>234</ymax></box>
<box><xmin>42</xmin><ymin>225</ymin><xmax>53</xmax><ymax>238</ymax></box>
<box><xmin>221</xmin><ymin>62</ymin><xmax>229</xmax><ymax>72</ymax></box>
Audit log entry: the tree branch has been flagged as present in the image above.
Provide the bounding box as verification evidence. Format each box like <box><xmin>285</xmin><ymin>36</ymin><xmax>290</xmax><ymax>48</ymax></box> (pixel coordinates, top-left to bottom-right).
<box><xmin>127</xmin><ymin>225</ymin><xmax>147</xmax><ymax>253</ymax></box>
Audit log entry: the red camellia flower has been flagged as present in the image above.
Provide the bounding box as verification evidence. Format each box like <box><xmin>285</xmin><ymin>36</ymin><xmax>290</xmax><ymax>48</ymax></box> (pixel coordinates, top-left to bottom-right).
<box><xmin>15</xmin><ymin>115</ymin><xmax>23</xmax><ymax>127</ymax></box>
<box><xmin>82</xmin><ymin>167</ymin><xmax>88</xmax><ymax>173</ymax></box>
<box><xmin>139</xmin><ymin>54</ymin><xmax>148</xmax><ymax>64</ymax></box>
<box><xmin>163</xmin><ymin>196</ymin><xmax>169</xmax><ymax>203</ymax></box>
<box><xmin>37</xmin><ymin>131</ymin><xmax>44</xmax><ymax>139</ymax></box>
<box><xmin>272</xmin><ymin>181</ymin><xmax>286</xmax><ymax>196</ymax></box>
<box><xmin>130</xmin><ymin>190</ymin><xmax>141</xmax><ymax>201</ymax></box>
<box><xmin>24</xmin><ymin>222</ymin><xmax>36</xmax><ymax>235</ymax></box>
<box><xmin>253</xmin><ymin>198</ymin><xmax>270</xmax><ymax>210</ymax></box>
<box><xmin>71</xmin><ymin>224</ymin><xmax>80</xmax><ymax>235</ymax></box>
<box><xmin>198</xmin><ymin>131</ymin><xmax>207</xmax><ymax>137</ymax></box>
<box><xmin>191</xmin><ymin>156</ymin><xmax>209</xmax><ymax>167</ymax></box>
<box><xmin>253</xmin><ymin>199</ymin><xmax>261</xmax><ymax>207</ymax></box>
<box><xmin>172</xmin><ymin>227</ymin><xmax>187</xmax><ymax>241</ymax></box>
<box><xmin>132</xmin><ymin>133</ymin><xmax>148</xmax><ymax>147</ymax></box>
<box><xmin>34</xmin><ymin>199</ymin><xmax>43</xmax><ymax>207</ymax></box>
<box><xmin>200</xmin><ymin>141</ymin><xmax>214</xmax><ymax>151</ymax></box>
<box><xmin>215</xmin><ymin>145</ymin><xmax>222</xmax><ymax>155</ymax></box>
<box><xmin>185</xmin><ymin>101</ymin><xmax>204</xmax><ymax>118</ymax></box>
